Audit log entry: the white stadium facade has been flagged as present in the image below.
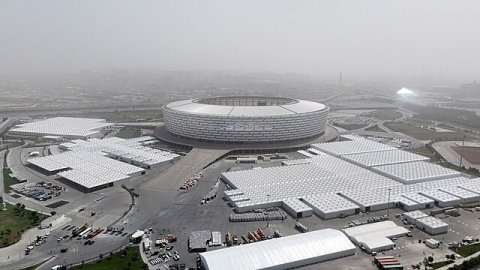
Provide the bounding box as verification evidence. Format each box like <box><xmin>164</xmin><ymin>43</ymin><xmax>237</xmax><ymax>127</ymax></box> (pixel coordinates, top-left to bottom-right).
<box><xmin>162</xmin><ymin>96</ymin><xmax>329</xmax><ymax>144</ymax></box>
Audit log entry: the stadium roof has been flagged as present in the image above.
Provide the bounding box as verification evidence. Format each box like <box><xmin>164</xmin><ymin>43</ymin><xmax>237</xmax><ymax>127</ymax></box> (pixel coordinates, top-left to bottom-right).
<box><xmin>164</xmin><ymin>98</ymin><xmax>326</xmax><ymax>117</ymax></box>
<box><xmin>200</xmin><ymin>229</ymin><xmax>356</xmax><ymax>270</ymax></box>
<box><xmin>9</xmin><ymin>117</ymin><xmax>113</xmax><ymax>138</ymax></box>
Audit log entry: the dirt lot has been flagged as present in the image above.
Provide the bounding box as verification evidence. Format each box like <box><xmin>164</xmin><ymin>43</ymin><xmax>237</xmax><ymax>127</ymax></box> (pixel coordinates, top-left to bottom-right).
<box><xmin>452</xmin><ymin>146</ymin><xmax>480</xmax><ymax>165</ymax></box>
<box><xmin>385</xmin><ymin>122</ymin><xmax>464</xmax><ymax>141</ymax></box>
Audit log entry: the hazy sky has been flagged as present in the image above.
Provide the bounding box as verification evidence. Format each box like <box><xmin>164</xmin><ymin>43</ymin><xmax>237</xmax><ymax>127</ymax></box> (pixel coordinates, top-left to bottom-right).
<box><xmin>1</xmin><ymin>0</ymin><xmax>480</xmax><ymax>80</ymax></box>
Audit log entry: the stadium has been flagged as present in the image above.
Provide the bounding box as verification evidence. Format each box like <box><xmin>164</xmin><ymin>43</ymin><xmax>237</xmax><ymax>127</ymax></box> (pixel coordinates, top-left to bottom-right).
<box><xmin>161</xmin><ymin>96</ymin><xmax>329</xmax><ymax>146</ymax></box>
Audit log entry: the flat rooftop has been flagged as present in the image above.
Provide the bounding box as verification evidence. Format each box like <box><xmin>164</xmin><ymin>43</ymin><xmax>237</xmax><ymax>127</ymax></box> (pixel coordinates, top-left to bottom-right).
<box><xmin>28</xmin><ymin>136</ymin><xmax>179</xmax><ymax>189</ymax></box>
<box><xmin>222</xmin><ymin>135</ymin><xmax>480</xmax><ymax>215</ymax></box>
<box><xmin>9</xmin><ymin>117</ymin><xmax>113</xmax><ymax>138</ymax></box>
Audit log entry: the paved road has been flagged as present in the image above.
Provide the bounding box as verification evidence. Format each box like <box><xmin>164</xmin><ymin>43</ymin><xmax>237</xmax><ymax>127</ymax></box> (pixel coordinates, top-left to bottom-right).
<box><xmin>0</xmin><ymin>118</ymin><xmax>18</xmax><ymax>135</ymax></box>
<box><xmin>432</xmin><ymin>141</ymin><xmax>480</xmax><ymax>170</ymax></box>
<box><xmin>143</xmin><ymin>148</ymin><xmax>229</xmax><ymax>190</ymax></box>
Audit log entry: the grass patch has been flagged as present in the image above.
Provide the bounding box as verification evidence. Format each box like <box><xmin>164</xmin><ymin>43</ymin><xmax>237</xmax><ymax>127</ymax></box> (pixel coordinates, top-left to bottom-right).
<box><xmin>431</xmin><ymin>260</ymin><xmax>453</xmax><ymax>269</ymax></box>
<box><xmin>365</xmin><ymin>124</ymin><xmax>386</xmax><ymax>132</ymax></box>
<box><xmin>334</xmin><ymin>123</ymin><xmax>367</xmax><ymax>130</ymax></box>
<box><xmin>451</xmin><ymin>243</ymin><xmax>480</xmax><ymax>257</ymax></box>
<box><xmin>69</xmin><ymin>246</ymin><xmax>147</xmax><ymax>270</ymax></box>
<box><xmin>384</xmin><ymin>121</ymin><xmax>432</xmax><ymax>133</ymax></box>
<box><xmin>3</xmin><ymin>167</ymin><xmax>16</xmax><ymax>193</ymax></box>
<box><xmin>0</xmin><ymin>202</ymin><xmax>48</xmax><ymax>248</ymax></box>
<box><xmin>366</xmin><ymin>110</ymin><xmax>402</xmax><ymax>120</ymax></box>
<box><xmin>407</xmin><ymin>145</ymin><xmax>439</xmax><ymax>161</ymax></box>
<box><xmin>384</xmin><ymin>122</ymin><xmax>463</xmax><ymax>141</ymax></box>
<box><xmin>115</xmin><ymin>128</ymin><xmax>142</xmax><ymax>139</ymax></box>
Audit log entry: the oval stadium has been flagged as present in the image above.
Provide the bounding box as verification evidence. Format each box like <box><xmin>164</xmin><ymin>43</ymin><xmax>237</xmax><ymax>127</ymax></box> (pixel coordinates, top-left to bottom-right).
<box><xmin>161</xmin><ymin>96</ymin><xmax>329</xmax><ymax>144</ymax></box>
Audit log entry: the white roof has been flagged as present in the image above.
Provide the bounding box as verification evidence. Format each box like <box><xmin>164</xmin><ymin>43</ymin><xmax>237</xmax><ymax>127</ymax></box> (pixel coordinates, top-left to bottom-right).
<box><xmin>372</xmin><ymin>161</ymin><xmax>461</xmax><ymax>183</ymax></box>
<box><xmin>282</xmin><ymin>198</ymin><xmax>312</xmax><ymax>213</ymax></box>
<box><xmin>311</xmin><ymin>136</ymin><xmax>397</xmax><ymax>156</ymax></box>
<box><xmin>27</xmin><ymin>137</ymin><xmax>178</xmax><ymax>189</ymax></box>
<box><xmin>165</xmin><ymin>98</ymin><xmax>326</xmax><ymax>117</ymax></box>
<box><xmin>223</xmin><ymin>154</ymin><xmax>400</xmax><ymax>208</ymax></box>
<box><xmin>440</xmin><ymin>186</ymin><xmax>480</xmax><ymax>200</ymax></box>
<box><xmin>342</xmin><ymin>221</ymin><xmax>409</xmax><ymax>249</ymax></box>
<box><xmin>61</xmin><ymin>136</ymin><xmax>178</xmax><ymax>166</ymax></box>
<box><xmin>303</xmin><ymin>194</ymin><xmax>359</xmax><ymax>214</ymax></box>
<box><xmin>342</xmin><ymin>150</ymin><xmax>429</xmax><ymax>167</ymax></box>
<box><xmin>403</xmin><ymin>210</ymin><xmax>428</xmax><ymax>220</ymax></box>
<box><xmin>420</xmin><ymin>190</ymin><xmax>462</xmax><ymax>204</ymax></box>
<box><xmin>200</xmin><ymin>229</ymin><xmax>355</xmax><ymax>270</ymax></box>
<box><xmin>10</xmin><ymin>117</ymin><xmax>112</xmax><ymax>138</ymax></box>
<box><xmin>416</xmin><ymin>216</ymin><xmax>448</xmax><ymax>229</ymax></box>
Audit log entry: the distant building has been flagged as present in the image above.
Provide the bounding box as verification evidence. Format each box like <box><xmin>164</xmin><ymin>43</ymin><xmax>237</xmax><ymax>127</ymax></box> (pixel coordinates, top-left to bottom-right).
<box><xmin>461</xmin><ymin>82</ymin><xmax>480</xmax><ymax>98</ymax></box>
<box><xmin>8</xmin><ymin>117</ymin><xmax>114</xmax><ymax>139</ymax></box>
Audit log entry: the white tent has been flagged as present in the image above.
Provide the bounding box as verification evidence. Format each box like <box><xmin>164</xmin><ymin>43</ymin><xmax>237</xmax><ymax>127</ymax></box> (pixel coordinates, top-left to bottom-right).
<box><xmin>200</xmin><ymin>229</ymin><xmax>356</xmax><ymax>270</ymax></box>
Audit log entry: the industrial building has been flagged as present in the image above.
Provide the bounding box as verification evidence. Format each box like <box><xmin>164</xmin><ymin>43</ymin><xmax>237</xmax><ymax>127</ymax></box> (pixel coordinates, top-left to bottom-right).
<box><xmin>415</xmin><ymin>216</ymin><xmax>449</xmax><ymax>235</ymax></box>
<box><xmin>342</xmin><ymin>221</ymin><xmax>409</xmax><ymax>253</ymax></box>
<box><xmin>162</xmin><ymin>96</ymin><xmax>329</xmax><ymax>144</ymax></box>
<box><xmin>199</xmin><ymin>229</ymin><xmax>356</xmax><ymax>270</ymax></box>
<box><xmin>28</xmin><ymin>137</ymin><xmax>178</xmax><ymax>191</ymax></box>
<box><xmin>9</xmin><ymin>117</ymin><xmax>113</xmax><ymax>139</ymax></box>
<box><xmin>403</xmin><ymin>210</ymin><xmax>429</xmax><ymax>225</ymax></box>
<box><xmin>222</xmin><ymin>135</ymin><xmax>480</xmax><ymax>217</ymax></box>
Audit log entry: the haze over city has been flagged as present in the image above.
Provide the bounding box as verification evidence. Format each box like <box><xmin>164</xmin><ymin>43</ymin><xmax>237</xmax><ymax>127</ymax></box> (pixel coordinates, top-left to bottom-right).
<box><xmin>2</xmin><ymin>1</ymin><xmax>480</xmax><ymax>270</ymax></box>
<box><xmin>1</xmin><ymin>0</ymin><xmax>480</xmax><ymax>81</ymax></box>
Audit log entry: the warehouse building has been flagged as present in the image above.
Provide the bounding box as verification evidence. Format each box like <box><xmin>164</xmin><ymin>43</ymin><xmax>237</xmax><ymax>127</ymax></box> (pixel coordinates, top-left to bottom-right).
<box><xmin>372</xmin><ymin>161</ymin><xmax>461</xmax><ymax>184</ymax></box>
<box><xmin>9</xmin><ymin>117</ymin><xmax>113</xmax><ymax>139</ymax></box>
<box><xmin>403</xmin><ymin>210</ymin><xmax>429</xmax><ymax>225</ymax></box>
<box><xmin>415</xmin><ymin>216</ymin><xmax>449</xmax><ymax>235</ymax></box>
<box><xmin>200</xmin><ymin>229</ymin><xmax>356</xmax><ymax>270</ymax></box>
<box><xmin>222</xmin><ymin>135</ymin><xmax>480</xmax><ymax>217</ymax></box>
<box><xmin>342</xmin><ymin>221</ymin><xmax>409</xmax><ymax>253</ymax></box>
<box><xmin>28</xmin><ymin>137</ymin><xmax>178</xmax><ymax>191</ymax></box>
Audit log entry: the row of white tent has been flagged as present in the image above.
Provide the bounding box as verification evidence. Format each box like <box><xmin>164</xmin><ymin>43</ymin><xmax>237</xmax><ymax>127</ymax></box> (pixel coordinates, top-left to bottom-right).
<box><xmin>222</xmin><ymin>135</ymin><xmax>480</xmax><ymax>218</ymax></box>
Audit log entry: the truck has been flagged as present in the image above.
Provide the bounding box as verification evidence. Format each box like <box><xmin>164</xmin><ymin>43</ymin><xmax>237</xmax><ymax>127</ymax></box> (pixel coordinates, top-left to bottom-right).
<box><xmin>165</xmin><ymin>234</ymin><xmax>177</xmax><ymax>242</ymax></box>
<box><xmin>225</xmin><ymin>231</ymin><xmax>233</xmax><ymax>246</ymax></box>
<box><xmin>72</xmin><ymin>223</ymin><xmax>88</xmax><ymax>237</ymax></box>
<box><xmin>79</xmin><ymin>227</ymin><xmax>93</xmax><ymax>239</ymax></box>
<box><xmin>295</xmin><ymin>222</ymin><xmax>308</xmax><ymax>233</ymax></box>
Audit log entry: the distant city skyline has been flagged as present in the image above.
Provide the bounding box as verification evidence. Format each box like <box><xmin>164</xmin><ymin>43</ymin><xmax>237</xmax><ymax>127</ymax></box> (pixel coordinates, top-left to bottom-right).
<box><xmin>1</xmin><ymin>0</ymin><xmax>480</xmax><ymax>82</ymax></box>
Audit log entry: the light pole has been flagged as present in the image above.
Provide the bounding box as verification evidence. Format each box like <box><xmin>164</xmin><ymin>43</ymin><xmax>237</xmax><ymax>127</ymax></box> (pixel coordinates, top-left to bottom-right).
<box><xmin>387</xmin><ymin>188</ymin><xmax>392</xmax><ymax>217</ymax></box>
<box><xmin>266</xmin><ymin>194</ymin><xmax>270</xmax><ymax>228</ymax></box>
<box><xmin>459</xmin><ymin>134</ymin><xmax>467</xmax><ymax>171</ymax></box>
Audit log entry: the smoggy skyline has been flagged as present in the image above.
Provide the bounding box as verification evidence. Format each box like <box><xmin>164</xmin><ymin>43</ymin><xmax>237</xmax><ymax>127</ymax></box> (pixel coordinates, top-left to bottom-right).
<box><xmin>1</xmin><ymin>0</ymin><xmax>479</xmax><ymax>81</ymax></box>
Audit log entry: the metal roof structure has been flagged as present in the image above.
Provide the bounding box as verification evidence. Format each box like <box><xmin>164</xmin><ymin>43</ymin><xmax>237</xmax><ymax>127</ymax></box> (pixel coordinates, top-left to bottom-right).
<box><xmin>403</xmin><ymin>210</ymin><xmax>428</xmax><ymax>221</ymax></box>
<box><xmin>416</xmin><ymin>216</ymin><xmax>449</xmax><ymax>229</ymax></box>
<box><xmin>311</xmin><ymin>136</ymin><xmax>397</xmax><ymax>156</ymax></box>
<box><xmin>9</xmin><ymin>117</ymin><xmax>113</xmax><ymax>139</ymax></box>
<box><xmin>372</xmin><ymin>161</ymin><xmax>461</xmax><ymax>184</ymax></box>
<box><xmin>200</xmin><ymin>229</ymin><xmax>356</xmax><ymax>270</ymax></box>
<box><xmin>342</xmin><ymin>150</ymin><xmax>430</xmax><ymax>168</ymax></box>
<box><xmin>342</xmin><ymin>221</ymin><xmax>409</xmax><ymax>253</ymax></box>
<box><xmin>222</xmin><ymin>135</ymin><xmax>480</xmax><ymax>215</ymax></box>
<box><xmin>60</xmin><ymin>136</ymin><xmax>178</xmax><ymax>166</ymax></box>
<box><xmin>28</xmin><ymin>137</ymin><xmax>178</xmax><ymax>190</ymax></box>
<box><xmin>165</xmin><ymin>97</ymin><xmax>326</xmax><ymax>117</ymax></box>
